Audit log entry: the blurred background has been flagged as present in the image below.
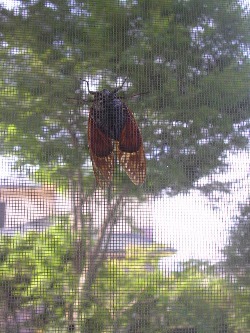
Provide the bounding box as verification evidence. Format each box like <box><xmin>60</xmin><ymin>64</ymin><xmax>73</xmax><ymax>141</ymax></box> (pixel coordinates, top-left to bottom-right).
<box><xmin>0</xmin><ymin>0</ymin><xmax>250</xmax><ymax>332</ymax></box>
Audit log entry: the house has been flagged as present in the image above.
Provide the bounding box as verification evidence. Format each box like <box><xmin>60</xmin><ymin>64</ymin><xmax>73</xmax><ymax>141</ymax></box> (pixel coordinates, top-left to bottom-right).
<box><xmin>0</xmin><ymin>176</ymin><xmax>69</xmax><ymax>234</ymax></box>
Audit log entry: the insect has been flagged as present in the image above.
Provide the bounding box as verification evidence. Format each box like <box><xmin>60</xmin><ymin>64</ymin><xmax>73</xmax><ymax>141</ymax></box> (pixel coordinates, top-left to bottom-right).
<box><xmin>82</xmin><ymin>78</ymin><xmax>146</xmax><ymax>187</ymax></box>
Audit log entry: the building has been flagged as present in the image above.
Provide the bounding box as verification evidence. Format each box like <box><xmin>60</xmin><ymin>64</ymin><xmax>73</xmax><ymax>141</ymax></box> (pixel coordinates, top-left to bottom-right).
<box><xmin>0</xmin><ymin>176</ymin><xmax>69</xmax><ymax>234</ymax></box>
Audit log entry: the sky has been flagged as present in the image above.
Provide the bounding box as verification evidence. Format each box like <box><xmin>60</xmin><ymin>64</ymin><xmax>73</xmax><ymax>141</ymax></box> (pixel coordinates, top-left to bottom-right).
<box><xmin>153</xmin><ymin>139</ymin><xmax>250</xmax><ymax>270</ymax></box>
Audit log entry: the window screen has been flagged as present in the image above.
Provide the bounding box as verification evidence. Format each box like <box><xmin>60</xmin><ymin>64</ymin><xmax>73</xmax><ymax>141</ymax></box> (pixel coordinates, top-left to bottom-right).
<box><xmin>0</xmin><ymin>0</ymin><xmax>250</xmax><ymax>332</ymax></box>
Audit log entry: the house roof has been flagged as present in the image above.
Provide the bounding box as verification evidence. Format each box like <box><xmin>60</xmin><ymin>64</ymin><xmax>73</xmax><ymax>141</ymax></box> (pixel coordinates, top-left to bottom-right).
<box><xmin>0</xmin><ymin>176</ymin><xmax>40</xmax><ymax>188</ymax></box>
<box><xmin>0</xmin><ymin>155</ymin><xmax>41</xmax><ymax>187</ymax></box>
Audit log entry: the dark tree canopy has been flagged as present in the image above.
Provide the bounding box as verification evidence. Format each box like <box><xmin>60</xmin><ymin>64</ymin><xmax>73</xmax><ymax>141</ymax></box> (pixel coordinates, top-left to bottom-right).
<box><xmin>0</xmin><ymin>0</ymin><xmax>249</xmax><ymax>194</ymax></box>
<box><xmin>225</xmin><ymin>202</ymin><xmax>250</xmax><ymax>285</ymax></box>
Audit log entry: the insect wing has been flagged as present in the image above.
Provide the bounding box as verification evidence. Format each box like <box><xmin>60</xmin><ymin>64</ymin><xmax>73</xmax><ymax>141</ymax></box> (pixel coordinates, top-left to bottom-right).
<box><xmin>117</xmin><ymin>108</ymin><xmax>146</xmax><ymax>185</ymax></box>
<box><xmin>88</xmin><ymin>109</ymin><xmax>114</xmax><ymax>187</ymax></box>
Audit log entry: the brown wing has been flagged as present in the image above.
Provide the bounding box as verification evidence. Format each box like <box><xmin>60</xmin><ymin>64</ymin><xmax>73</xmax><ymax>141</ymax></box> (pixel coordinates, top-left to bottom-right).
<box><xmin>88</xmin><ymin>109</ymin><xmax>114</xmax><ymax>187</ymax></box>
<box><xmin>117</xmin><ymin>108</ymin><xmax>146</xmax><ymax>185</ymax></box>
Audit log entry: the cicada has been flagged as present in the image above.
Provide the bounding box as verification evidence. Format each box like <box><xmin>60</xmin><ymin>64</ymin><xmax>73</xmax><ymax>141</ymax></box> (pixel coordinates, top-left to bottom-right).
<box><xmin>83</xmin><ymin>79</ymin><xmax>146</xmax><ymax>187</ymax></box>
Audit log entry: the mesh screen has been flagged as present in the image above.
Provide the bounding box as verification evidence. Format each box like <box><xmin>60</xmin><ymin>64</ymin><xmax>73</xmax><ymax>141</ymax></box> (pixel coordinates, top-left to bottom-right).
<box><xmin>0</xmin><ymin>0</ymin><xmax>250</xmax><ymax>332</ymax></box>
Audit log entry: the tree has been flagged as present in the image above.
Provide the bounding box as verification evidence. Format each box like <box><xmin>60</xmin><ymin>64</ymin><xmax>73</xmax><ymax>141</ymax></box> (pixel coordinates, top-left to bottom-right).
<box><xmin>0</xmin><ymin>228</ymin><xmax>235</xmax><ymax>333</ymax></box>
<box><xmin>0</xmin><ymin>0</ymin><xmax>250</xmax><ymax>331</ymax></box>
<box><xmin>101</xmin><ymin>260</ymin><xmax>233</xmax><ymax>333</ymax></box>
<box><xmin>0</xmin><ymin>222</ymin><xmax>75</xmax><ymax>332</ymax></box>
<box><xmin>0</xmin><ymin>0</ymin><xmax>249</xmax><ymax>193</ymax></box>
<box><xmin>224</xmin><ymin>201</ymin><xmax>250</xmax><ymax>331</ymax></box>
<box><xmin>225</xmin><ymin>202</ymin><xmax>250</xmax><ymax>284</ymax></box>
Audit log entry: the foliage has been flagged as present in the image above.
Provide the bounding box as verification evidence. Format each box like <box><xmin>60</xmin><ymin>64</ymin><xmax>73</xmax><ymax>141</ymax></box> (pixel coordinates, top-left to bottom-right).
<box><xmin>0</xmin><ymin>221</ymin><xmax>76</xmax><ymax>331</ymax></box>
<box><xmin>164</xmin><ymin>262</ymin><xmax>232</xmax><ymax>333</ymax></box>
<box><xmin>225</xmin><ymin>202</ymin><xmax>250</xmax><ymax>284</ymax></box>
<box><xmin>224</xmin><ymin>200</ymin><xmax>250</xmax><ymax>331</ymax></box>
<box><xmin>0</xmin><ymin>0</ymin><xmax>249</xmax><ymax>193</ymax></box>
<box><xmin>0</xmin><ymin>227</ymin><xmax>236</xmax><ymax>332</ymax></box>
<box><xmin>88</xmin><ymin>259</ymin><xmax>234</xmax><ymax>333</ymax></box>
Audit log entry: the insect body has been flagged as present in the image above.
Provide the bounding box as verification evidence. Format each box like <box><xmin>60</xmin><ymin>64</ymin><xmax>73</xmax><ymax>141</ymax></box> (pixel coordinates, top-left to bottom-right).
<box><xmin>83</xmin><ymin>79</ymin><xmax>146</xmax><ymax>187</ymax></box>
